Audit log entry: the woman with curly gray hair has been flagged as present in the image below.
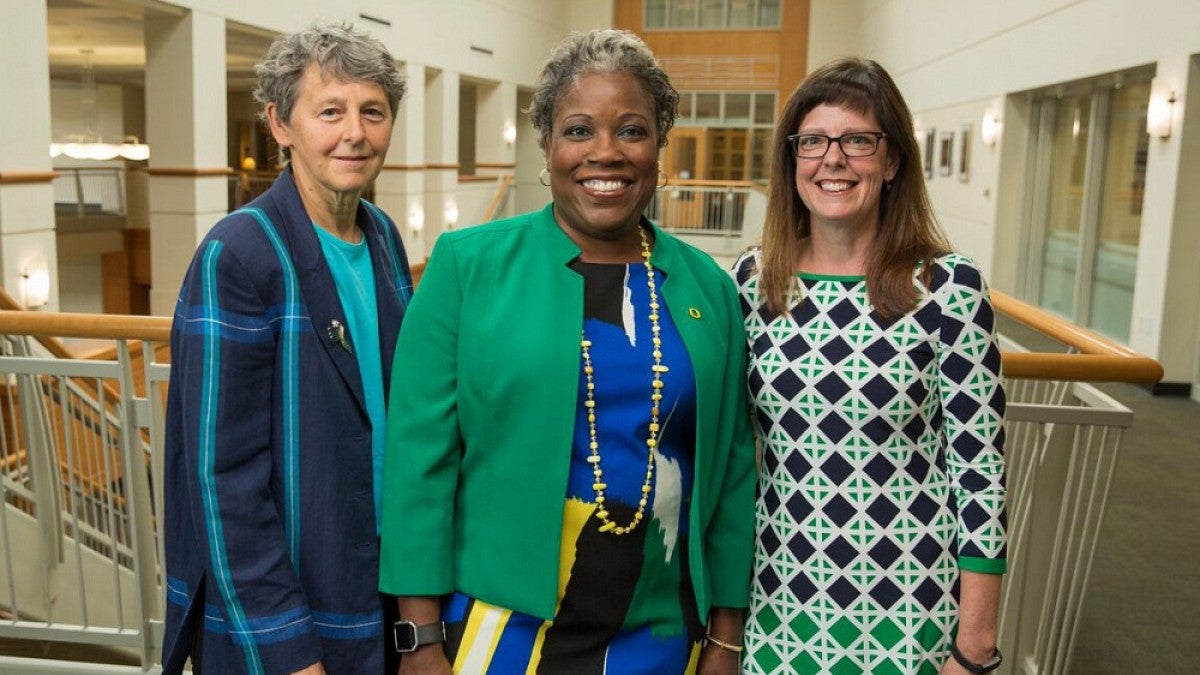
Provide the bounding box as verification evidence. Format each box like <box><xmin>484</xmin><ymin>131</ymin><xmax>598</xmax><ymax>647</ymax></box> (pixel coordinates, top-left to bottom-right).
<box><xmin>162</xmin><ymin>22</ymin><xmax>413</xmax><ymax>675</ymax></box>
<box><xmin>379</xmin><ymin>28</ymin><xmax>754</xmax><ymax>675</ymax></box>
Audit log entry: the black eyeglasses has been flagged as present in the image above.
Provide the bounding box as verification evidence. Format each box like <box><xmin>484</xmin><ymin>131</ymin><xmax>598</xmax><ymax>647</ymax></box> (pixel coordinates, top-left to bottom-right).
<box><xmin>787</xmin><ymin>132</ymin><xmax>887</xmax><ymax>158</ymax></box>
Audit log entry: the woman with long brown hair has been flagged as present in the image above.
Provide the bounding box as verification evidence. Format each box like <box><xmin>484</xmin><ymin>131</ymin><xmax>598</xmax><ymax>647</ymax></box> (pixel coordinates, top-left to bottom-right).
<box><xmin>734</xmin><ymin>58</ymin><xmax>1007</xmax><ymax>675</ymax></box>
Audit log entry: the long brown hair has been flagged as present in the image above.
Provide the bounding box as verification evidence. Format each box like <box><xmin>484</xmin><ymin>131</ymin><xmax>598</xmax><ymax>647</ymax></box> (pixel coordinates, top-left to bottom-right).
<box><xmin>758</xmin><ymin>58</ymin><xmax>950</xmax><ymax>319</ymax></box>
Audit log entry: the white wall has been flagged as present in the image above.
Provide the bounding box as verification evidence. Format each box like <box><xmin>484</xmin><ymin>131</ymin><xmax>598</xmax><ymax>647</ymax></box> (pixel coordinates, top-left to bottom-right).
<box><xmin>179</xmin><ymin>0</ymin><xmax>573</xmax><ymax>90</ymax></box>
<box><xmin>810</xmin><ymin>0</ymin><xmax>1200</xmax><ymax>383</ymax></box>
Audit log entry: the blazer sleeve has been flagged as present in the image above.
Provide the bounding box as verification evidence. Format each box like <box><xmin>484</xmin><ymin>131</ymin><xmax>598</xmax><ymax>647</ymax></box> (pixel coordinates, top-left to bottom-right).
<box><xmin>933</xmin><ymin>256</ymin><xmax>1008</xmax><ymax>574</ymax></box>
<box><xmin>379</xmin><ymin>234</ymin><xmax>463</xmax><ymax>595</ymax></box>
<box><xmin>171</xmin><ymin>236</ymin><xmax>323</xmax><ymax>672</ymax></box>
<box><xmin>703</xmin><ymin>269</ymin><xmax>758</xmax><ymax>609</ymax></box>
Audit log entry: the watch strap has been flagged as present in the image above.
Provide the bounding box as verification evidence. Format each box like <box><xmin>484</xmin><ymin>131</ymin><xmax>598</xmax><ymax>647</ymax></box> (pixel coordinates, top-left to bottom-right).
<box><xmin>949</xmin><ymin>642</ymin><xmax>1003</xmax><ymax>673</ymax></box>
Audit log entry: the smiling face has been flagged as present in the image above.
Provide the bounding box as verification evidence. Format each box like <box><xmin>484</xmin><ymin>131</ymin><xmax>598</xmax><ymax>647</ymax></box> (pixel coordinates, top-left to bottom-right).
<box><xmin>545</xmin><ymin>71</ymin><xmax>660</xmax><ymax>253</ymax></box>
<box><xmin>266</xmin><ymin>62</ymin><xmax>393</xmax><ymax>209</ymax></box>
<box><xmin>794</xmin><ymin>103</ymin><xmax>898</xmax><ymax>233</ymax></box>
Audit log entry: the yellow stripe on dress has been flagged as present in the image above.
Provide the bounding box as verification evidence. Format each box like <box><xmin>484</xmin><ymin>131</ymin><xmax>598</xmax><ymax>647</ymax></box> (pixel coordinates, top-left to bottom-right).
<box><xmin>523</xmin><ymin>620</ymin><xmax>552</xmax><ymax>675</ymax></box>
<box><xmin>453</xmin><ymin>600</ymin><xmax>511</xmax><ymax>673</ymax></box>
<box><xmin>684</xmin><ymin>640</ymin><xmax>701</xmax><ymax>674</ymax></box>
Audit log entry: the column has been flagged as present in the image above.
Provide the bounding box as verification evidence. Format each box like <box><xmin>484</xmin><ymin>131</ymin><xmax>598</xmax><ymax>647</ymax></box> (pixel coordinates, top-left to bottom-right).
<box><xmin>0</xmin><ymin>0</ymin><xmax>58</xmax><ymax>310</ymax></box>
<box><xmin>424</xmin><ymin>68</ymin><xmax>460</xmax><ymax>248</ymax></box>
<box><xmin>374</xmin><ymin>61</ymin><xmax>429</xmax><ymax>260</ymax></box>
<box><xmin>144</xmin><ymin>9</ymin><xmax>229</xmax><ymax>315</ymax></box>
<box><xmin>474</xmin><ymin>81</ymin><xmax>517</xmax><ymax>221</ymax></box>
<box><xmin>1131</xmin><ymin>53</ymin><xmax>1196</xmax><ymax>385</ymax></box>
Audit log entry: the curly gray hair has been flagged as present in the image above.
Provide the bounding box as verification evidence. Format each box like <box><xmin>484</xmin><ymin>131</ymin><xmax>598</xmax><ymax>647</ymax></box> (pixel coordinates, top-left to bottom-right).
<box><xmin>529</xmin><ymin>29</ymin><xmax>678</xmax><ymax>150</ymax></box>
<box><xmin>253</xmin><ymin>22</ymin><xmax>405</xmax><ymax>125</ymax></box>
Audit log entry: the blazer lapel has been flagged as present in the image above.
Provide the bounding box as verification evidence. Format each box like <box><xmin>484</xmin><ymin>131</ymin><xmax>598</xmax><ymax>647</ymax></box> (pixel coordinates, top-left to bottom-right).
<box><xmin>268</xmin><ymin>170</ymin><xmax>368</xmax><ymax>416</ymax></box>
<box><xmin>359</xmin><ymin>202</ymin><xmax>406</xmax><ymax>390</ymax></box>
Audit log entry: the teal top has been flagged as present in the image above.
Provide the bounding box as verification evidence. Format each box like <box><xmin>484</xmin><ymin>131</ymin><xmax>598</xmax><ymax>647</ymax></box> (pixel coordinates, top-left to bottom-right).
<box><xmin>314</xmin><ymin>225</ymin><xmax>386</xmax><ymax>530</ymax></box>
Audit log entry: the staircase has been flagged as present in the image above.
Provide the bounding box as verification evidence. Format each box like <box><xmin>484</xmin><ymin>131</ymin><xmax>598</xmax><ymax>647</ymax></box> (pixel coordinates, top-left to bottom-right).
<box><xmin>0</xmin><ymin>293</ymin><xmax>170</xmax><ymax>674</ymax></box>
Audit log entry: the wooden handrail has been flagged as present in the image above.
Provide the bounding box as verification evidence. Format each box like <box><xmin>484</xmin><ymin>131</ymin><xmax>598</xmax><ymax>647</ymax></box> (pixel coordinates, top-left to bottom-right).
<box><xmin>992</xmin><ymin>289</ymin><xmax>1163</xmax><ymax>383</ymax></box>
<box><xmin>0</xmin><ymin>310</ymin><xmax>170</xmax><ymax>343</ymax></box>
<box><xmin>0</xmin><ymin>288</ymin><xmax>1162</xmax><ymax>384</ymax></box>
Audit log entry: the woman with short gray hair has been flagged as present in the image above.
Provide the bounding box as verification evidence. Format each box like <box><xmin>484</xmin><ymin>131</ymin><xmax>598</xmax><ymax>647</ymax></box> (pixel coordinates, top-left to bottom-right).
<box><xmin>254</xmin><ymin>22</ymin><xmax>406</xmax><ymax>145</ymax></box>
<box><xmin>162</xmin><ymin>21</ymin><xmax>413</xmax><ymax>675</ymax></box>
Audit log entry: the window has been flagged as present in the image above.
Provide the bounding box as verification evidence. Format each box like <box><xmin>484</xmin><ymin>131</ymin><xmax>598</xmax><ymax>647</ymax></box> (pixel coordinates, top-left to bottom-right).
<box><xmin>694</xmin><ymin>93</ymin><xmax>721</xmax><ymax>123</ymax></box>
<box><xmin>645</xmin><ymin>0</ymin><xmax>781</xmax><ymax>29</ymax></box>
<box><xmin>724</xmin><ymin>93</ymin><xmax>751</xmax><ymax>123</ymax></box>
<box><xmin>669</xmin><ymin>91</ymin><xmax>776</xmax><ymax>182</ymax></box>
<box><xmin>1020</xmin><ymin>67</ymin><xmax>1153</xmax><ymax>343</ymax></box>
<box><xmin>676</xmin><ymin>92</ymin><xmax>774</xmax><ymax>127</ymax></box>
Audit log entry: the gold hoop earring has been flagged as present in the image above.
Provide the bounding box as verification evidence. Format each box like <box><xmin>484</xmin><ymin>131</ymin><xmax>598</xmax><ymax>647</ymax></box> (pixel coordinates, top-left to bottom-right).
<box><xmin>657</xmin><ymin>168</ymin><xmax>669</xmax><ymax>189</ymax></box>
<box><xmin>539</xmin><ymin>168</ymin><xmax>550</xmax><ymax>187</ymax></box>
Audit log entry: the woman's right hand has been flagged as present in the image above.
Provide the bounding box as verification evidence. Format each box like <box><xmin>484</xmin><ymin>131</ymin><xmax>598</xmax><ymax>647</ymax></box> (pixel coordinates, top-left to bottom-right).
<box><xmin>398</xmin><ymin>644</ymin><xmax>453</xmax><ymax>675</ymax></box>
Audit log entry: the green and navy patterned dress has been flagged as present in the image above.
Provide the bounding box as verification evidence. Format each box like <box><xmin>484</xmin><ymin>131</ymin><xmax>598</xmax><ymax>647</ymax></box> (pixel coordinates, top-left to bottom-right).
<box><xmin>734</xmin><ymin>250</ymin><xmax>1007</xmax><ymax>675</ymax></box>
<box><xmin>441</xmin><ymin>260</ymin><xmax>704</xmax><ymax>673</ymax></box>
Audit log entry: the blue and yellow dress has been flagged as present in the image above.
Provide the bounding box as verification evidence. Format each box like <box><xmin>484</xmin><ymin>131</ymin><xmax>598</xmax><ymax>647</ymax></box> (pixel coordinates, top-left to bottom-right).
<box><xmin>441</xmin><ymin>260</ymin><xmax>704</xmax><ymax>674</ymax></box>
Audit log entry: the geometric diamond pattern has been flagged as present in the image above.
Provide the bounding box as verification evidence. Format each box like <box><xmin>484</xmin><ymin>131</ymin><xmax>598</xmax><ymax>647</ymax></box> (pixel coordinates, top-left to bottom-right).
<box><xmin>734</xmin><ymin>250</ymin><xmax>1008</xmax><ymax>674</ymax></box>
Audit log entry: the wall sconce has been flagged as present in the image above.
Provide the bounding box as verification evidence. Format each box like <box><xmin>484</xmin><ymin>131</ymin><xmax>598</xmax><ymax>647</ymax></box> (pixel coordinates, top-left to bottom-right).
<box><xmin>20</xmin><ymin>263</ymin><xmax>51</xmax><ymax>309</ymax></box>
<box><xmin>1146</xmin><ymin>79</ymin><xmax>1176</xmax><ymax>139</ymax></box>
<box><xmin>980</xmin><ymin>111</ymin><xmax>1001</xmax><ymax>147</ymax></box>
<box><xmin>408</xmin><ymin>202</ymin><xmax>425</xmax><ymax>232</ymax></box>
<box><xmin>443</xmin><ymin>200</ymin><xmax>459</xmax><ymax>229</ymax></box>
<box><xmin>503</xmin><ymin>121</ymin><xmax>517</xmax><ymax>146</ymax></box>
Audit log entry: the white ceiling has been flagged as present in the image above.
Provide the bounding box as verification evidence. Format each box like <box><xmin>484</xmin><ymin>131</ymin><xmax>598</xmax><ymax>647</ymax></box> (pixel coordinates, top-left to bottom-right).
<box><xmin>46</xmin><ymin>0</ymin><xmax>274</xmax><ymax>90</ymax></box>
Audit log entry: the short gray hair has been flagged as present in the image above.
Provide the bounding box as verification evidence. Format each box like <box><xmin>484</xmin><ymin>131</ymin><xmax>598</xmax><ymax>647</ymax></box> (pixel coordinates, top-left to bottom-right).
<box><xmin>529</xmin><ymin>29</ymin><xmax>678</xmax><ymax>150</ymax></box>
<box><xmin>253</xmin><ymin>22</ymin><xmax>405</xmax><ymax>125</ymax></box>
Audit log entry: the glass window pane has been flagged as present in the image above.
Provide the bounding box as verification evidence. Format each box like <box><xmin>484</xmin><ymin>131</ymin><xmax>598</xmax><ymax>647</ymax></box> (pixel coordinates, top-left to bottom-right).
<box><xmin>728</xmin><ymin>0</ymin><xmax>753</xmax><ymax>26</ymax></box>
<box><xmin>645</xmin><ymin>0</ymin><xmax>667</xmax><ymax>27</ymax></box>
<box><xmin>677</xmin><ymin>92</ymin><xmax>694</xmax><ymax>121</ymax></box>
<box><xmin>725</xmin><ymin>93</ymin><xmax>751</xmax><ymax>123</ymax></box>
<box><xmin>757</xmin><ymin>0</ymin><xmax>781</xmax><ymax>27</ymax></box>
<box><xmin>754</xmin><ymin>92</ymin><xmax>775</xmax><ymax>124</ymax></box>
<box><xmin>750</xmin><ymin>128</ymin><xmax>772</xmax><ymax>181</ymax></box>
<box><xmin>1038</xmin><ymin>93</ymin><xmax>1091</xmax><ymax>319</ymax></box>
<box><xmin>1088</xmin><ymin>80</ymin><xmax>1150</xmax><ymax>341</ymax></box>
<box><xmin>699</xmin><ymin>0</ymin><xmax>725</xmax><ymax>26</ymax></box>
<box><xmin>669</xmin><ymin>0</ymin><xmax>697</xmax><ymax>27</ymax></box>
<box><xmin>695</xmin><ymin>93</ymin><xmax>720</xmax><ymax>122</ymax></box>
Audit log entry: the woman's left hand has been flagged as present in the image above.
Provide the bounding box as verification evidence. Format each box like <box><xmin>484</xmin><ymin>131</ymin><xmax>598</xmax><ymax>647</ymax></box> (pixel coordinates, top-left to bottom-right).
<box><xmin>697</xmin><ymin>642</ymin><xmax>740</xmax><ymax>675</ymax></box>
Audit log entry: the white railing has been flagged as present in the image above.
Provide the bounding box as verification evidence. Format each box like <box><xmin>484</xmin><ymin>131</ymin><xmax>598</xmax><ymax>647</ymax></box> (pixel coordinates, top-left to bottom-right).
<box><xmin>0</xmin><ymin>312</ymin><xmax>169</xmax><ymax>675</ymax></box>
<box><xmin>998</xmin><ymin>347</ymin><xmax>1132</xmax><ymax>675</ymax></box>
<box><xmin>53</xmin><ymin>168</ymin><xmax>126</xmax><ymax>227</ymax></box>
<box><xmin>644</xmin><ymin>181</ymin><xmax>767</xmax><ymax>262</ymax></box>
<box><xmin>991</xmin><ymin>290</ymin><xmax>1160</xmax><ymax>675</ymax></box>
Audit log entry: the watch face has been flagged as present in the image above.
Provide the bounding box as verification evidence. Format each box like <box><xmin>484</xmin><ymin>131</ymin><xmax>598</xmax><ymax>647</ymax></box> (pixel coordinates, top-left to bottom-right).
<box><xmin>393</xmin><ymin>622</ymin><xmax>418</xmax><ymax>652</ymax></box>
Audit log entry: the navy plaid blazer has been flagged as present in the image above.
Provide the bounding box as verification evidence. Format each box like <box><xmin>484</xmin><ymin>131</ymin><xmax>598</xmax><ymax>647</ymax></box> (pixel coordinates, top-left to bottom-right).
<box><xmin>162</xmin><ymin>168</ymin><xmax>412</xmax><ymax>674</ymax></box>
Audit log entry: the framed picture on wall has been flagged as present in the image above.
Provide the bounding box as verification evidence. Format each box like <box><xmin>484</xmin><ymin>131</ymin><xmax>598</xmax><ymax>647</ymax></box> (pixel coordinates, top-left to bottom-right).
<box><xmin>937</xmin><ymin>130</ymin><xmax>954</xmax><ymax>177</ymax></box>
<box><xmin>923</xmin><ymin>128</ymin><xmax>936</xmax><ymax>180</ymax></box>
<box><xmin>957</xmin><ymin>124</ymin><xmax>971</xmax><ymax>182</ymax></box>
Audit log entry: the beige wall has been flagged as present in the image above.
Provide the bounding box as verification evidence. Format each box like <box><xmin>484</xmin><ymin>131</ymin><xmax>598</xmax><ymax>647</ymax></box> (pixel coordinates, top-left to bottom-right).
<box><xmin>811</xmin><ymin>0</ymin><xmax>1200</xmax><ymax>385</ymax></box>
<box><xmin>177</xmin><ymin>0</ymin><xmax>574</xmax><ymax>88</ymax></box>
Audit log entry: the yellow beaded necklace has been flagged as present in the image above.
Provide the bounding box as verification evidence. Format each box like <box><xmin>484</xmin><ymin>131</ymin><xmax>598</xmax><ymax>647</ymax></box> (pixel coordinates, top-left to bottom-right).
<box><xmin>579</xmin><ymin>226</ymin><xmax>667</xmax><ymax>536</ymax></box>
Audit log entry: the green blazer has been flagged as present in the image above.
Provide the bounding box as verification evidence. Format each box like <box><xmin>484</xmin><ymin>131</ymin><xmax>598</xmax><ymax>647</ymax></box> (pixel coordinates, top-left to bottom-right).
<box><xmin>379</xmin><ymin>204</ymin><xmax>755</xmax><ymax>621</ymax></box>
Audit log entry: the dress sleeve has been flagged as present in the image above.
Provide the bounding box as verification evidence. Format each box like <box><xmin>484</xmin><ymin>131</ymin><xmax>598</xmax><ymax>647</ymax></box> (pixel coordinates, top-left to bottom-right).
<box><xmin>171</xmin><ymin>236</ymin><xmax>323</xmax><ymax>672</ymax></box>
<box><xmin>933</xmin><ymin>257</ymin><xmax>1008</xmax><ymax>574</ymax></box>
<box><xmin>379</xmin><ymin>234</ymin><xmax>463</xmax><ymax>595</ymax></box>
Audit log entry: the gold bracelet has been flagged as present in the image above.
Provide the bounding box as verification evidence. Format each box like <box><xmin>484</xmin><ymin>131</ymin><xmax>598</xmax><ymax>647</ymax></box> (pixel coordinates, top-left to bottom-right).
<box><xmin>704</xmin><ymin>633</ymin><xmax>744</xmax><ymax>653</ymax></box>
